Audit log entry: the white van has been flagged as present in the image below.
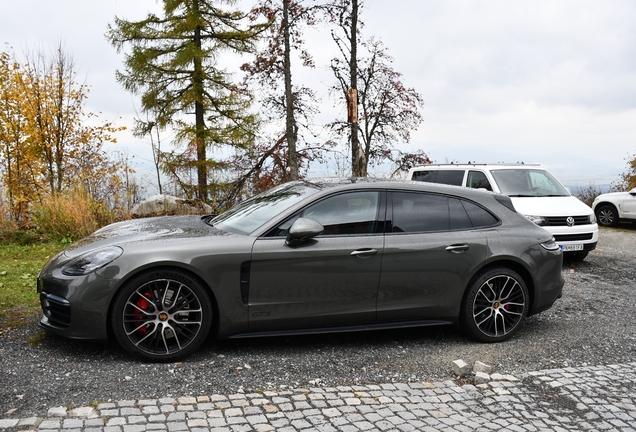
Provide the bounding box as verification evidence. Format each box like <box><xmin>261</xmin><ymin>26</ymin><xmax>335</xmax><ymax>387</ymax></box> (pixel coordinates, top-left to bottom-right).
<box><xmin>407</xmin><ymin>163</ymin><xmax>598</xmax><ymax>260</ymax></box>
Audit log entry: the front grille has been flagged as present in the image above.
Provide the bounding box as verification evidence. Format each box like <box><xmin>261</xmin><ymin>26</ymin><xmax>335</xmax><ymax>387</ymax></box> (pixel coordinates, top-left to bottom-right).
<box><xmin>544</xmin><ymin>216</ymin><xmax>590</xmax><ymax>226</ymax></box>
<box><xmin>554</xmin><ymin>233</ymin><xmax>594</xmax><ymax>242</ymax></box>
<box><xmin>40</xmin><ymin>292</ymin><xmax>71</xmax><ymax>328</ymax></box>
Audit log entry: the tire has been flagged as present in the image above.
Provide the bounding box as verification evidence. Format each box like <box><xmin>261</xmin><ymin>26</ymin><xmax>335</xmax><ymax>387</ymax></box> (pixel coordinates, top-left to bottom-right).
<box><xmin>111</xmin><ymin>269</ymin><xmax>212</xmax><ymax>362</ymax></box>
<box><xmin>461</xmin><ymin>267</ymin><xmax>529</xmax><ymax>343</ymax></box>
<box><xmin>595</xmin><ymin>205</ymin><xmax>619</xmax><ymax>227</ymax></box>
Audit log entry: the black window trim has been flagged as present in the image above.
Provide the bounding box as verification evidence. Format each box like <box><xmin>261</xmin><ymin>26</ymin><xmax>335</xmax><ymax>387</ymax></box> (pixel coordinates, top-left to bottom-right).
<box><xmin>386</xmin><ymin>190</ymin><xmax>501</xmax><ymax>235</ymax></box>
<box><xmin>262</xmin><ymin>189</ymin><xmax>387</xmax><ymax>238</ymax></box>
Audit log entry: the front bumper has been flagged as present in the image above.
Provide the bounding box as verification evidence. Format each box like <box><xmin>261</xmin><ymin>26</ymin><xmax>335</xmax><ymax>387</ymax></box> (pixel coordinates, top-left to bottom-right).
<box><xmin>37</xmin><ymin>271</ymin><xmax>116</xmax><ymax>341</ymax></box>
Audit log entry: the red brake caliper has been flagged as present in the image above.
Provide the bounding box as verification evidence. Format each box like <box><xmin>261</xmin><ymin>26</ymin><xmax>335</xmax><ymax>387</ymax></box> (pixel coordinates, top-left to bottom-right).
<box><xmin>134</xmin><ymin>291</ymin><xmax>152</xmax><ymax>335</ymax></box>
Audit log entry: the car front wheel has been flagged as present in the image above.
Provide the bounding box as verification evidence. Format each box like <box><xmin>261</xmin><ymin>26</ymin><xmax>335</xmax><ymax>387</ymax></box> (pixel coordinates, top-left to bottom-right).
<box><xmin>596</xmin><ymin>205</ymin><xmax>619</xmax><ymax>227</ymax></box>
<box><xmin>112</xmin><ymin>270</ymin><xmax>212</xmax><ymax>362</ymax></box>
<box><xmin>461</xmin><ymin>267</ymin><xmax>529</xmax><ymax>343</ymax></box>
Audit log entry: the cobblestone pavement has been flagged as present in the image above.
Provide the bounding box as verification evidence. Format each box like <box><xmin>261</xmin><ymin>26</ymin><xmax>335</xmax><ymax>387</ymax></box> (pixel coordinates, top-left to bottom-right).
<box><xmin>1</xmin><ymin>362</ymin><xmax>635</xmax><ymax>432</ymax></box>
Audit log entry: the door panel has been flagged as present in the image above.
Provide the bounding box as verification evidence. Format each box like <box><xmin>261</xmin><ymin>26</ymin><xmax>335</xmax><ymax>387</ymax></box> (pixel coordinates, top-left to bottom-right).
<box><xmin>377</xmin><ymin>191</ymin><xmax>490</xmax><ymax>322</ymax></box>
<box><xmin>377</xmin><ymin>230</ymin><xmax>487</xmax><ymax>322</ymax></box>
<box><xmin>249</xmin><ymin>235</ymin><xmax>383</xmax><ymax>331</ymax></box>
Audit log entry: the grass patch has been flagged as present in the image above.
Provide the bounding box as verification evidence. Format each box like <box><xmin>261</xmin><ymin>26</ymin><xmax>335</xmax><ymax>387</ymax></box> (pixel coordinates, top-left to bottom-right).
<box><xmin>27</xmin><ymin>328</ymin><xmax>49</xmax><ymax>345</ymax></box>
<box><xmin>0</xmin><ymin>242</ymin><xmax>64</xmax><ymax>327</ymax></box>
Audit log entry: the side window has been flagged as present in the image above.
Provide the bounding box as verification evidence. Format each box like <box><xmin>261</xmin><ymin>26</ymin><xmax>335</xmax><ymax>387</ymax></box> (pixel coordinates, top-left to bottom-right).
<box><xmin>461</xmin><ymin>200</ymin><xmax>498</xmax><ymax>228</ymax></box>
<box><xmin>392</xmin><ymin>192</ymin><xmax>449</xmax><ymax>233</ymax></box>
<box><xmin>411</xmin><ymin>170</ymin><xmax>464</xmax><ymax>186</ymax></box>
<box><xmin>391</xmin><ymin>192</ymin><xmax>498</xmax><ymax>233</ymax></box>
<box><xmin>411</xmin><ymin>170</ymin><xmax>437</xmax><ymax>182</ymax></box>
<box><xmin>301</xmin><ymin>191</ymin><xmax>380</xmax><ymax>235</ymax></box>
<box><xmin>449</xmin><ymin>198</ymin><xmax>473</xmax><ymax>230</ymax></box>
<box><xmin>435</xmin><ymin>170</ymin><xmax>464</xmax><ymax>186</ymax></box>
<box><xmin>467</xmin><ymin>171</ymin><xmax>493</xmax><ymax>191</ymax></box>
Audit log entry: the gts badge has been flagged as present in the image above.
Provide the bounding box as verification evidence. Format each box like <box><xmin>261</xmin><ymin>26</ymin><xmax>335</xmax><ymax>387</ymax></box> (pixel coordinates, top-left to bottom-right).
<box><xmin>252</xmin><ymin>311</ymin><xmax>271</xmax><ymax>317</ymax></box>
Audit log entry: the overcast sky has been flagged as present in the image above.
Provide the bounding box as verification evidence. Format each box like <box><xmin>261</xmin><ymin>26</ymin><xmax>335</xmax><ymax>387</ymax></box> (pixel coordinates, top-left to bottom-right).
<box><xmin>2</xmin><ymin>0</ymin><xmax>635</xmax><ymax>192</ymax></box>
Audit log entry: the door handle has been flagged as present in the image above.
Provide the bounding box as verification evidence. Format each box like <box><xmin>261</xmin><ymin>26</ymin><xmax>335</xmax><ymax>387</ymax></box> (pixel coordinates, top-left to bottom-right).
<box><xmin>351</xmin><ymin>248</ymin><xmax>379</xmax><ymax>258</ymax></box>
<box><xmin>446</xmin><ymin>244</ymin><xmax>470</xmax><ymax>253</ymax></box>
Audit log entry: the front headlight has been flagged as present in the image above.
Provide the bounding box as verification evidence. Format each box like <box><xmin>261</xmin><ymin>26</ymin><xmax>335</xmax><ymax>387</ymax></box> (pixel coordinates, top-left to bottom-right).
<box><xmin>525</xmin><ymin>215</ymin><xmax>547</xmax><ymax>226</ymax></box>
<box><xmin>62</xmin><ymin>246</ymin><xmax>123</xmax><ymax>276</ymax></box>
<box><xmin>540</xmin><ymin>238</ymin><xmax>560</xmax><ymax>251</ymax></box>
<box><xmin>589</xmin><ymin>213</ymin><xmax>597</xmax><ymax>224</ymax></box>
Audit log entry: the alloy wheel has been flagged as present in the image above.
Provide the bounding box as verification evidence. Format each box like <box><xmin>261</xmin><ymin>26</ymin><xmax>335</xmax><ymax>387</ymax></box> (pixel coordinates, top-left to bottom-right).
<box><xmin>121</xmin><ymin>278</ymin><xmax>204</xmax><ymax>357</ymax></box>
<box><xmin>472</xmin><ymin>274</ymin><xmax>526</xmax><ymax>338</ymax></box>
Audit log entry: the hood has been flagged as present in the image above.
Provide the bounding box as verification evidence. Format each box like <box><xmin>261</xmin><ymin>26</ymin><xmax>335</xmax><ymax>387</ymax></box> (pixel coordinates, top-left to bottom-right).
<box><xmin>510</xmin><ymin>196</ymin><xmax>593</xmax><ymax>217</ymax></box>
<box><xmin>64</xmin><ymin>215</ymin><xmax>235</xmax><ymax>257</ymax></box>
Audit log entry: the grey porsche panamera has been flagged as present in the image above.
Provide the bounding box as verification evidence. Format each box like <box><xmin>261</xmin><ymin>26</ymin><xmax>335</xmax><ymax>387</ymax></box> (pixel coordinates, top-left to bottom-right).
<box><xmin>37</xmin><ymin>178</ymin><xmax>564</xmax><ymax>362</ymax></box>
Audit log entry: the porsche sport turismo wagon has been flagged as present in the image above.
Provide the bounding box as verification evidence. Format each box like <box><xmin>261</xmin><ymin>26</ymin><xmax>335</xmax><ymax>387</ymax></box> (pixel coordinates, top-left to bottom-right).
<box><xmin>37</xmin><ymin>179</ymin><xmax>564</xmax><ymax>362</ymax></box>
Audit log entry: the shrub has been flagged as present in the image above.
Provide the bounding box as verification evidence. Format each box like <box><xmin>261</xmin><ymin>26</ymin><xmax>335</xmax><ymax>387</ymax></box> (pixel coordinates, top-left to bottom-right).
<box><xmin>576</xmin><ymin>183</ymin><xmax>603</xmax><ymax>207</ymax></box>
<box><xmin>31</xmin><ymin>189</ymin><xmax>119</xmax><ymax>242</ymax></box>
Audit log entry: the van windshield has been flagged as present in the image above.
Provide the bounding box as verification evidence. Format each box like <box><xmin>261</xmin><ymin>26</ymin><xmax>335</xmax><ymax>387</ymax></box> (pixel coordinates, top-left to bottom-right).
<box><xmin>490</xmin><ymin>169</ymin><xmax>570</xmax><ymax>197</ymax></box>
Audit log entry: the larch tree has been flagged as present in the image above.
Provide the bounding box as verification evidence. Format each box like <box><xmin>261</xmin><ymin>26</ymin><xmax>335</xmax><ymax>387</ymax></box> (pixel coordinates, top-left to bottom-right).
<box><xmin>107</xmin><ymin>0</ymin><xmax>267</xmax><ymax>202</ymax></box>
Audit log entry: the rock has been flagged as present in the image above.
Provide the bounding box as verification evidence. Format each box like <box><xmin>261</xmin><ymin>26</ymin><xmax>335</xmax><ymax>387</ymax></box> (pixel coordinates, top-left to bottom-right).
<box><xmin>132</xmin><ymin>195</ymin><xmax>213</xmax><ymax>218</ymax></box>
<box><xmin>451</xmin><ymin>359</ymin><xmax>471</xmax><ymax>377</ymax></box>
<box><xmin>473</xmin><ymin>361</ymin><xmax>492</xmax><ymax>374</ymax></box>
<box><xmin>474</xmin><ymin>372</ymin><xmax>490</xmax><ymax>384</ymax></box>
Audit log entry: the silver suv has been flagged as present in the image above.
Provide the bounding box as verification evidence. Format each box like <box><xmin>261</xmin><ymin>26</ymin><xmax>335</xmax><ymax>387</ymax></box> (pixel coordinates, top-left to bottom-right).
<box><xmin>408</xmin><ymin>163</ymin><xmax>598</xmax><ymax>260</ymax></box>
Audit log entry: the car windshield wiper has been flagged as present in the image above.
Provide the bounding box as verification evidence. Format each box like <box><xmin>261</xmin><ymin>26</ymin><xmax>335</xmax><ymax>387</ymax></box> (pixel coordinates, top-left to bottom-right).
<box><xmin>201</xmin><ymin>214</ymin><xmax>217</xmax><ymax>226</ymax></box>
<box><xmin>507</xmin><ymin>194</ymin><xmax>537</xmax><ymax>197</ymax></box>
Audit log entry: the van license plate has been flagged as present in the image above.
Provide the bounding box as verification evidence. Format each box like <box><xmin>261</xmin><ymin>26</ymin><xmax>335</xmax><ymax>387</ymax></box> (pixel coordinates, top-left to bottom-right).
<box><xmin>561</xmin><ymin>244</ymin><xmax>584</xmax><ymax>251</ymax></box>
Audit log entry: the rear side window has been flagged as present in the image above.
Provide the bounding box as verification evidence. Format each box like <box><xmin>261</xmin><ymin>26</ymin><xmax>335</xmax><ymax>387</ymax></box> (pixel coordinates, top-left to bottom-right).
<box><xmin>391</xmin><ymin>192</ymin><xmax>498</xmax><ymax>233</ymax></box>
<box><xmin>411</xmin><ymin>170</ymin><xmax>464</xmax><ymax>186</ymax></box>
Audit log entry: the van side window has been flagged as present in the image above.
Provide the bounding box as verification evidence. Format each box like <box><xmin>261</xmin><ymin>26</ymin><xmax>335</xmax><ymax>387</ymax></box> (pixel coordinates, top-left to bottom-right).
<box><xmin>411</xmin><ymin>170</ymin><xmax>437</xmax><ymax>182</ymax></box>
<box><xmin>436</xmin><ymin>170</ymin><xmax>464</xmax><ymax>186</ymax></box>
<box><xmin>467</xmin><ymin>170</ymin><xmax>493</xmax><ymax>191</ymax></box>
<box><xmin>411</xmin><ymin>170</ymin><xmax>463</xmax><ymax>186</ymax></box>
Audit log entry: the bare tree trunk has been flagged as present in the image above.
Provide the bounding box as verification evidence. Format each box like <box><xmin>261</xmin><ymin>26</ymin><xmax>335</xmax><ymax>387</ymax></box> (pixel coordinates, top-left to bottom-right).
<box><xmin>349</xmin><ymin>0</ymin><xmax>364</xmax><ymax>177</ymax></box>
<box><xmin>283</xmin><ymin>0</ymin><xmax>299</xmax><ymax>180</ymax></box>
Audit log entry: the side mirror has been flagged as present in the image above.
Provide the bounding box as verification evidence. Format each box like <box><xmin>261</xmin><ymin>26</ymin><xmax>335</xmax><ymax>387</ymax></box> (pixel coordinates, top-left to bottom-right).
<box><xmin>286</xmin><ymin>218</ymin><xmax>324</xmax><ymax>245</ymax></box>
<box><xmin>630</xmin><ymin>187</ymin><xmax>636</xmax><ymax>196</ymax></box>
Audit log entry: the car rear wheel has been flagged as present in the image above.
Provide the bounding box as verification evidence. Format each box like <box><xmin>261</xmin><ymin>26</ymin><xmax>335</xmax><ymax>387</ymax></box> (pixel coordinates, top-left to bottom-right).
<box><xmin>596</xmin><ymin>205</ymin><xmax>619</xmax><ymax>227</ymax></box>
<box><xmin>461</xmin><ymin>267</ymin><xmax>529</xmax><ymax>343</ymax></box>
<box><xmin>112</xmin><ymin>270</ymin><xmax>212</xmax><ymax>362</ymax></box>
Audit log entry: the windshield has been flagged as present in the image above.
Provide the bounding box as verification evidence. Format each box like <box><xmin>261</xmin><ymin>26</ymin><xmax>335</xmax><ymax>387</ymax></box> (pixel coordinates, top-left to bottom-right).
<box><xmin>211</xmin><ymin>182</ymin><xmax>320</xmax><ymax>235</ymax></box>
<box><xmin>490</xmin><ymin>169</ymin><xmax>570</xmax><ymax>197</ymax></box>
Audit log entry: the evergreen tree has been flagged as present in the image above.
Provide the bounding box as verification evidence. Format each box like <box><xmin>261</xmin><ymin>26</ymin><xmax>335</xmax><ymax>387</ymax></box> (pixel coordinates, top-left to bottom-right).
<box><xmin>107</xmin><ymin>0</ymin><xmax>266</xmax><ymax>201</ymax></box>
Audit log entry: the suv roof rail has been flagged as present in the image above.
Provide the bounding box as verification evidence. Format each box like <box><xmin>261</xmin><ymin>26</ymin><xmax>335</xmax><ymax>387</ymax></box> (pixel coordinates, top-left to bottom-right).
<box><xmin>412</xmin><ymin>162</ymin><xmax>541</xmax><ymax>169</ymax></box>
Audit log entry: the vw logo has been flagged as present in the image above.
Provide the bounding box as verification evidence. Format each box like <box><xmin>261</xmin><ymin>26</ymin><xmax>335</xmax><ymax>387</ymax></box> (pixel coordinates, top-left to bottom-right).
<box><xmin>566</xmin><ymin>216</ymin><xmax>575</xmax><ymax>227</ymax></box>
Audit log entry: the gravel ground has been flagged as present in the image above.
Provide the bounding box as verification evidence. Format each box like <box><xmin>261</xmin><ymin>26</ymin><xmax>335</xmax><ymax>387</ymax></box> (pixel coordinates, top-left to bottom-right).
<box><xmin>1</xmin><ymin>225</ymin><xmax>635</xmax><ymax>418</ymax></box>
